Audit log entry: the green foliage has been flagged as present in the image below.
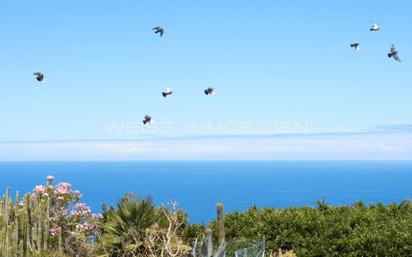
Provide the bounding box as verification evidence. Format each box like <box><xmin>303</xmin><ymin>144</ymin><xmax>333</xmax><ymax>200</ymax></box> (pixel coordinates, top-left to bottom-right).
<box><xmin>99</xmin><ymin>194</ymin><xmax>158</xmax><ymax>256</ymax></box>
<box><xmin>183</xmin><ymin>223</ymin><xmax>206</xmax><ymax>245</ymax></box>
<box><xmin>4</xmin><ymin>177</ymin><xmax>412</xmax><ymax>257</ymax></box>
<box><xmin>98</xmin><ymin>194</ymin><xmax>187</xmax><ymax>256</ymax></box>
<box><xmin>103</xmin><ymin>194</ymin><xmax>159</xmax><ymax>240</ymax></box>
<box><xmin>216</xmin><ymin>200</ymin><xmax>412</xmax><ymax>257</ymax></box>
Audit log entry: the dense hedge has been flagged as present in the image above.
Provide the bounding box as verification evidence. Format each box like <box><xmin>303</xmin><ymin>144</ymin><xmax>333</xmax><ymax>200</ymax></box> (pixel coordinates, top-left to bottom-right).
<box><xmin>203</xmin><ymin>200</ymin><xmax>412</xmax><ymax>257</ymax></box>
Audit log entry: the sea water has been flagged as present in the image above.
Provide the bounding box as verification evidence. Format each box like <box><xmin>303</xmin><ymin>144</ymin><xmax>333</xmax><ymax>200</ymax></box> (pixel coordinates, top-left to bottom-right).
<box><xmin>1</xmin><ymin>161</ymin><xmax>411</xmax><ymax>223</ymax></box>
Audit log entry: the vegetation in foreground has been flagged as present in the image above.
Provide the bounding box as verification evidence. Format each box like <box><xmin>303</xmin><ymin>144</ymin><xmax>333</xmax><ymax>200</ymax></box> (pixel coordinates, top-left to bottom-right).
<box><xmin>1</xmin><ymin>176</ymin><xmax>412</xmax><ymax>257</ymax></box>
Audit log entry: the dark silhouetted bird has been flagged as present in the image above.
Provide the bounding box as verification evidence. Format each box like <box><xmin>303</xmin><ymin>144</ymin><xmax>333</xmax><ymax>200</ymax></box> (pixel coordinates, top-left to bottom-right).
<box><xmin>33</xmin><ymin>72</ymin><xmax>46</xmax><ymax>84</ymax></box>
<box><xmin>153</xmin><ymin>26</ymin><xmax>164</xmax><ymax>37</ymax></box>
<box><xmin>142</xmin><ymin>115</ymin><xmax>152</xmax><ymax>125</ymax></box>
<box><xmin>370</xmin><ymin>22</ymin><xmax>380</xmax><ymax>31</ymax></box>
<box><xmin>162</xmin><ymin>87</ymin><xmax>172</xmax><ymax>97</ymax></box>
<box><xmin>350</xmin><ymin>43</ymin><xmax>360</xmax><ymax>51</ymax></box>
<box><xmin>204</xmin><ymin>87</ymin><xmax>215</xmax><ymax>96</ymax></box>
<box><xmin>388</xmin><ymin>45</ymin><xmax>401</xmax><ymax>62</ymax></box>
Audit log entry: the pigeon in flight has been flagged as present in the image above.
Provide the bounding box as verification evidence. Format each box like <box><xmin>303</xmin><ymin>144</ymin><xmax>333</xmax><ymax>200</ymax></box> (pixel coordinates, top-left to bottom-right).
<box><xmin>350</xmin><ymin>43</ymin><xmax>360</xmax><ymax>51</ymax></box>
<box><xmin>153</xmin><ymin>26</ymin><xmax>164</xmax><ymax>37</ymax></box>
<box><xmin>204</xmin><ymin>87</ymin><xmax>215</xmax><ymax>96</ymax></box>
<box><xmin>142</xmin><ymin>115</ymin><xmax>153</xmax><ymax>125</ymax></box>
<box><xmin>370</xmin><ymin>22</ymin><xmax>380</xmax><ymax>31</ymax></box>
<box><xmin>388</xmin><ymin>45</ymin><xmax>401</xmax><ymax>62</ymax></box>
<box><xmin>33</xmin><ymin>72</ymin><xmax>46</xmax><ymax>84</ymax></box>
<box><xmin>162</xmin><ymin>87</ymin><xmax>172</xmax><ymax>97</ymax></box>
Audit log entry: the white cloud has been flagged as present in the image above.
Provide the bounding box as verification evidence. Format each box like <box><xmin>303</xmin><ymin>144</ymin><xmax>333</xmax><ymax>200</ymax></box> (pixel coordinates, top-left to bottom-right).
<box><xmin>1</xmin><ymin>131</ymin><xmax>412</xmax><ymax>161</ymax></box>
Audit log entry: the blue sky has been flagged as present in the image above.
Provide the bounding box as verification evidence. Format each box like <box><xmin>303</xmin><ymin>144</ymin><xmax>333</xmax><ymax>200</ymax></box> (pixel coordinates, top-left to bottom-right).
<box><xmin>0</xmin><ymin>0</ymin><xmax>411</xmax><ymax>160</ymax></box>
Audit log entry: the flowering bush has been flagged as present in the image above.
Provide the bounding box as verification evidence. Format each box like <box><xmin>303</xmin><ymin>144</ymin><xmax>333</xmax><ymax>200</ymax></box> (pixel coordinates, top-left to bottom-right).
<box><xmin>0</xmin><ymin>176</ymin><xmax>104</xmax><ymax>257</ymax></box>
<box><xmin>30</xmin><ymin>176</ymin><xmax>102</xmax><ymax>251</ymax></box>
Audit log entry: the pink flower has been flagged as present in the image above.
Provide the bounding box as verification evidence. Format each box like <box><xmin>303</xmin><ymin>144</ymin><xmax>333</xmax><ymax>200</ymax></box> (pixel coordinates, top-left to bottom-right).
<box><xmin>76</xmin><ymin>222</ymin><xmax>95</xmax><ymax>232</ymax></box>
<box><xmin>49</xmin><ymin>227</ymin><xmax>59</xmax><ymax>237</ymax></box>
<box><xmin>83</xmin><ymin>222</ymin><xmax>95</xmax><ymax>231</ymax></box>
<box><xmin>74</xmin><ymin>190</ymin><xmax>82</xmax><ymax>198</ymax></box>
<box><xmin>34</xmin><ymin>185</ymin><xmax>46</xmax><ymax>195</ymax></box>
<box><xmin>71</xmin><ymin>203</ymin><xmax>91</xmax><ymax>217</ymax></box>
<box><xmin>55</xmin><ymin>182</ymin><xmax>72</xmax><ymax>197</ymax></box>
<box><xmin>46</xmin><ymin>175</ymin><xmax>54</xmax><ymax>182</ymax></box>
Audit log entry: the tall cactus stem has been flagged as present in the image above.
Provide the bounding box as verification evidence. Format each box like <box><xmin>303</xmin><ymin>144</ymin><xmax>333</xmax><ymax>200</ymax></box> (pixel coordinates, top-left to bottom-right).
<box><xmin>216</xmin><ymin>202</ymin><xmax>225</xmax><ymax>245</ymax></box>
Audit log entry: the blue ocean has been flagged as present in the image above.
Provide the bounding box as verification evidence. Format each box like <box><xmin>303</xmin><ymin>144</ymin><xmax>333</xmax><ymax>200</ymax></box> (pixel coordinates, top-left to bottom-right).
<box><xmin>1</xmin><ymin>161</ymin><xmax>412</xmax><ymax>223</ymax></box>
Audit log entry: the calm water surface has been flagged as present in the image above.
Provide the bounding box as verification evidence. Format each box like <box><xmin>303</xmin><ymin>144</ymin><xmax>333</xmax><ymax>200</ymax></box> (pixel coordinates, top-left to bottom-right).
<box><xmin>1</xmin><ymin>161</ymin><xmax>411</xmax><ymax>223</ymax></box>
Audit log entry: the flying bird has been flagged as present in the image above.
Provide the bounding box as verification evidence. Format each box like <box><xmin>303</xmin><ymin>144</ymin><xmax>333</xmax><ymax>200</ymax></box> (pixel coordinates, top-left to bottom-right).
<box><xmin>388</xmin><ymin>45</ymin><xmax>401</xmax><ymax>62</ymax></box>
<box><xmin>33</xmin><ymin>72</ymin><xmax>46</xmax><ymax>84</ymax></box>
<box><xmin>204</xmin><ymin>87</ymin><xmax>215</xmax><ymax>96</ymax></box>
<box><xmin>162</xmin><ymin>87</ymin><xmax>172</xmax><ymax>97</ymax></box>
<box><xmin>350</xmin><ymin>43</ymin><xmax>360</xmax><ymax>51</ymax></box>
<box><xmin>370</xmin><ymin>22</ymin><xmax>380</xmax><ymax>31</ymax></box>
<box><xmin>153</xmin><ymin>26</ymin><xmax>164</xmax><ymax>37</ymax></box>
<box><xmin>142</xmin><ymin>115</ymin><xmax>153</xmax><ymax>125</ymax></box>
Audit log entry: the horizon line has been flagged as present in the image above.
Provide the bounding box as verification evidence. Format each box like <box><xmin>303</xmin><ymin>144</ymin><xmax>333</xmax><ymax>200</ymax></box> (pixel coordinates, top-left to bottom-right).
<box><xmin>1</xmin><ymin>128</ymin><xmax>411</xmax><ymax>144</ymax></box>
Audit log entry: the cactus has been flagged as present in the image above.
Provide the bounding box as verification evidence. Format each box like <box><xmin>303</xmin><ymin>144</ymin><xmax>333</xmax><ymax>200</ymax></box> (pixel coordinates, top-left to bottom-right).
<box><xmin>4</xmin><ymin>189</ymin><xmax>10</xmax><ymax>257</ymax></box>
<box><xmin>200</xmin><ymin>229</ymin><xmax>213</xmax><ymax>257</ymax></box>
<box><xmin>0</xmin><ymin>189</ymin><xmax>54</xmax><ymax>257</ymax></box>
<box><xmin>216</xmin><ymin>202</ymin><xmax>225</xmax><ymax>247</ymax></box>
<box><xmin>192</xmin><ymin>202</ymin><xmax>227</xmax><ymax>257</ymax></box>
<box><xmin>58</xmin><ymin>227</ymin><xmax>63</xmax><ymax>256</ymax></box>
<box><xmin>0</xmin><ymin>175</ymin><xmax>100</xmax><ymax>257</ymax></box>
<box><xmin>43</xmin><ymin>197</ymin><xmax>50</xmax><ymax>251</ymax></box>
<box><xmin>25</xmin><ymin>193</ymin><xmax>33</xmax><ymax>252</ymax></box>
<box><xmin>13</xmin><ymin>192</ymin><xmax>19</xmax><ymax>257</ymax></box>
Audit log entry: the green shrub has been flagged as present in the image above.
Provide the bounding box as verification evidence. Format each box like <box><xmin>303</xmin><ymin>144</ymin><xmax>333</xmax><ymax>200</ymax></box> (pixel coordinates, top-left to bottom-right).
<box><xmin>211</xmin><ymin>200</ymin><xmax>412</xmax><ymax>257</ymax></box>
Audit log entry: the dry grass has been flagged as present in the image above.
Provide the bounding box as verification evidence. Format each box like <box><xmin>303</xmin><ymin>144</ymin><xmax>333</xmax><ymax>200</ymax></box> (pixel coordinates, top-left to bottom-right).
<box><xmin>268</xmin><ymin>248</ymin><xmax>298</xmax><ymax>257</ymax></box>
